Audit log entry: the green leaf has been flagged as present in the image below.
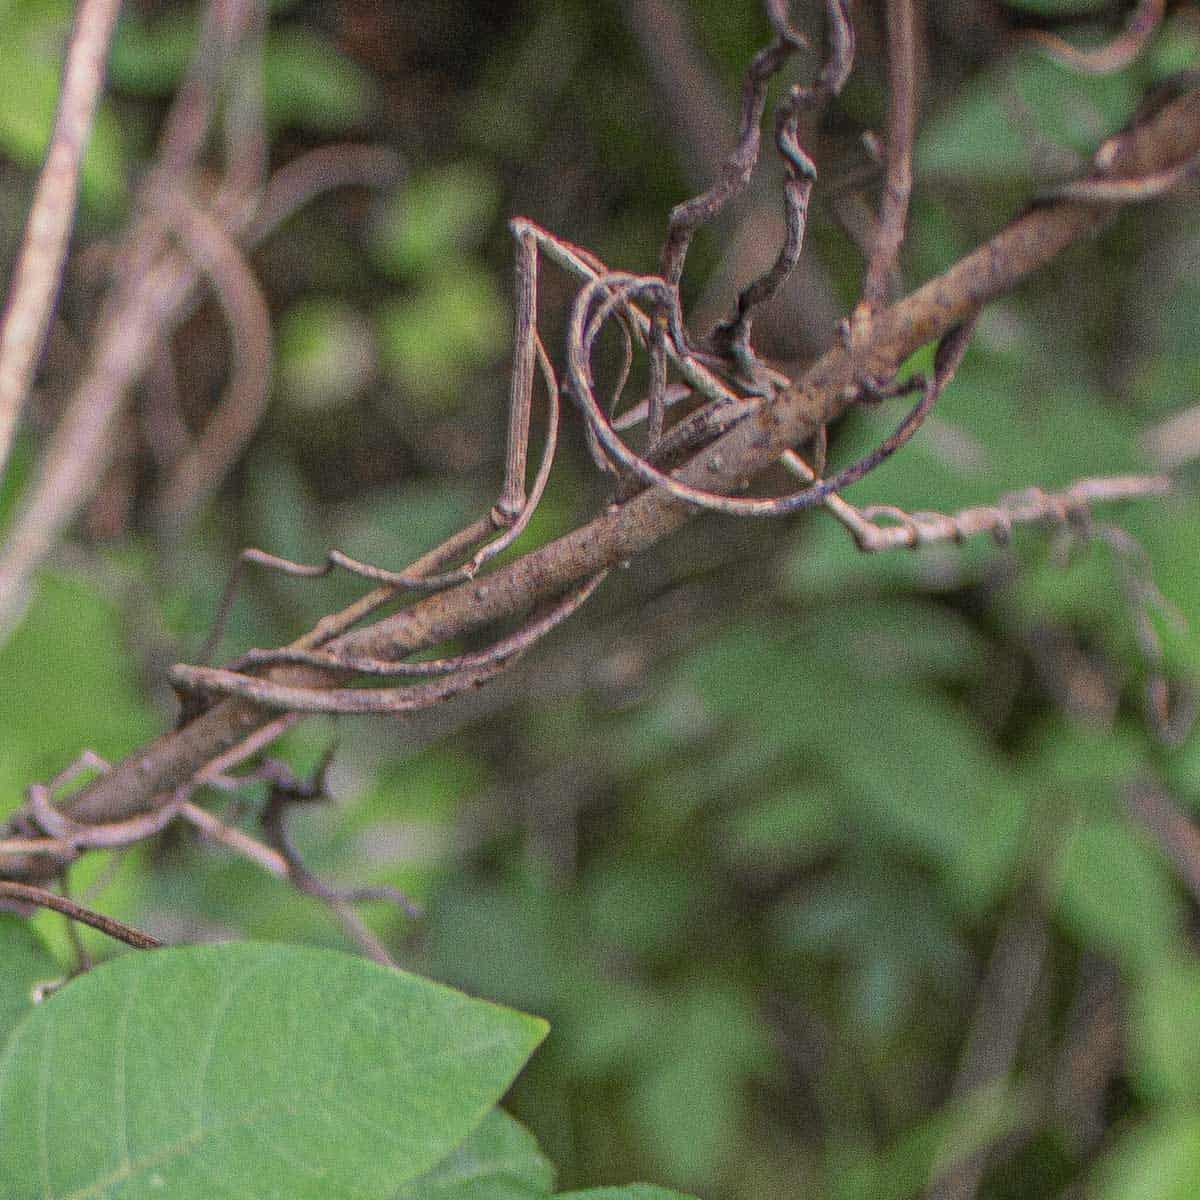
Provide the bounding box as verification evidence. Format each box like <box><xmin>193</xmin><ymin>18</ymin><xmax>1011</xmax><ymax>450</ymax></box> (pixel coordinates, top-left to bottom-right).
<box><xmin>917</xmin><ymin>52</ymin><xmax>1135</xmax><ymax>183</ymax></box>
<box><xmin>377</xmin><ymin>266</ymin><xmax>508</xmax><ymax>408</ymax></box>
<box><xmin>0</xmin><ymin>916</ymin><xmax>61</xmax><ymax>1043</ymax></box>
<box><xmin>1055</xmin><ymin>821</ymin><xmax>1182</xmax><ymax>975</ymax></box>
<box><xmin>109</xmin><ymin>10</ymin><xmax>198</xmax><ymax>95</ymax></box>
<box><xmin>718</xmin><ymin>784</ymin><xmax>842</xmax><ymax>869</ymax></box>
<box><xmin>370</xmin><ymin>164</ymin><xmax>501</xmax><ymax>278</ymax></box>
<box><xmin>0</xmin><ymin>943</ymin><xmax>548</xmax><ymax>1199</ymax></box>
<box><xmin>1129</xmin><ymin>959</ymin><xmax>1200</xmax><ymax>1101</ymax></box>
<box><xmin>393</xmin><ymin>1108</ymin><xmax>555</xmax><ymax>1199</ymax></box>
<box><xmin>1096</xmin><ymin>1110</ymin><xmax>1200</xmax><ymax>1200</ymax></box>
<box><xmin>831</xmin><ymin>1080</ymin><xmax>1029</xmax><ymax>1200</ymax></box>
<box><xmin>630</xmin><ymin>983</ymin><xmax>772</xmax><ymax>1186</ymax></box>
<box><xmin>0</xmin><ymin>1</ymin><xmax>127</xmax><ymax>214</ymax></box>
<box><xmin>264</xmin><ymin>30</ymin><xmax>373</xmax><ymax>133</ymax></box>
<box><xmin>1003</xmin><ymin>0</ymin><xmax>1107</xmax><ymax>14</ymax></box>
<box><xmin>277</xmin><ymin>297</ymin><xmax>377</xmax><ymax>411</ymax></box>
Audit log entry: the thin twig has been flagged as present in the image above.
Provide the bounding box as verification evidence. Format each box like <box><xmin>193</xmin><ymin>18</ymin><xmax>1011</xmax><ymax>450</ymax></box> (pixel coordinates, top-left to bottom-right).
<box><xmin>0</xmin><ymin>0</ymin><xmax>122</xmax><ymax>479</ymax></box>
<box><xmin>226</xmin><ymin>570</ymin><xmax>607</xmax><ymax>677</ymax></box>
<box><xmin>0</xmin><ymin>881</ymin><xmax>162</xmax><ymax>949</ymax></box>
<box><xmin>776</xmin><ymin>465</ymin><xmax>1175</xmax><ymax>553</ymax></box>
<box><xmin>175</xmin><ymin>573</ymin><xmax>605</xmax><ymax>710</ymax></box>
<box><xmin>172</xmin><ymin>655</ymin><xmax>511</xmax><ymax>715</ymax></box>
<box><xmin>710</xmin><ymin>0</ymin><xmax>854</xmax><ymax>374</ymax></box>
<box><xmin>175</xmin><ymin>800</ymin><xmax>289</xmax><ymax>876</ymax></box>
<box><xmin>259</xmin><ymin>767</ymin><xmax>405</xmax><ymax>966</ymax></box>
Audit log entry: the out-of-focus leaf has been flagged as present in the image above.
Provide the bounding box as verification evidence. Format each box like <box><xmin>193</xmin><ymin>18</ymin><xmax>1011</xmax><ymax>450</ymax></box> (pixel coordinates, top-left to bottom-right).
<box><xmin>630</xmin><ymin>983</ymin><xmax>772</xmax><ymax>1187</ymax></box>
<box><xmin>558</xmin><ymin>981</ymin><xmax>666</xmax><ymax>1079</ymax></box>
<box><xmin>278</xmin><ymin>297</ymin><xmax>377</xmax><ymax>411</ymax></box>
<box><xmin>264</xmin><ymin>30</ymin><xmax>373</xmax><ymax>132</ymax></box>
<box><xmin>918</xmin><ymin>52</ymin><xmax>1134</xmax><ymax>182</ymax></box>
<box><xmin>560</xmin><ymin>1190</ymin><xmax>699</xmax><ymax>1200</ymax></box>
<box><xmin>371</xmin><ymin>164</ymin><xmax>501</xmax><ymax>279</ymax></box>
<box><xmin>1003</xmin><ymin>0</ymin><xmax>1107</xmax><ymax>12</ymax></box>
<box><xmin>0</xmin><ymin>2</ymin><xmax>127</xmax><ymax>213</ymax></box>
<box><xmin>676</xmin><ymin>622</ymin><xmax>1031</xmax><ymax>908</ymax></box>
<box><xmin>775</xmin><ymin>859</ymin><xmax>972</xmax><ymax>1040</ymax></box>
<box><xmin>109</xmin><ymin>9</ymin><xmax>197</xmax><ymax>94</ymax></box>
<box><xmin>1096</xmin><ymin>1111</ymin><xmax>1200</xmax><ymax>1200</ymax></box>
<box><xmin>0</xmin><ymin>572</ymin><xmax>157</xmax><ymax>814</ymax></box>
<box><xmin>583</xmin><ymin>856</ymin><xmax>705</xmax><ymax>958</ymax></box>
<box><xmin>378</xmin><ymin>266</ymin><xmax>508</xmax><ymax>407</ymax></box>
<box><xmin>830</xmin><ymin>1080</ymin><xmax>1029</xmax><ymax>1200</ymax></box>
<box><xmin>427</xmin><ymin>867</ymin><xmax>591</xmax><ymax>1016</ymax></box>
<box><xmin>1128</xmin><ymin>958</ymin><xmax>1200</xmax><ymax>1100</ymax></box>
<box><xmin>1055</xmin><ymin>820</ymin><xmax>1182</xmax><ymax>975</ymax></box>
<box><xmin>718</xmin><ymin>784</ymin><xmax>842</xmax><ymax>870</ymax></box>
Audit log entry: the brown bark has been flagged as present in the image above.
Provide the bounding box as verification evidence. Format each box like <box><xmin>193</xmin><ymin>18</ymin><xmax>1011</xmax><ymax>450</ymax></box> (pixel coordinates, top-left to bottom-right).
<box><xmin>5</xmin><ymin>88</ymin><xmax>1199</xmax><ymax>882</ymax></box>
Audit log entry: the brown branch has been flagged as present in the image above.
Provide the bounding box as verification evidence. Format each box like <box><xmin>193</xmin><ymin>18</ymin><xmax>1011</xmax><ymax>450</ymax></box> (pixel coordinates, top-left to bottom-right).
<box><xmin>859</xmin><ymin>0</ymin><xmax>919</xmax><ymax>312</ymax></box>
<box><xmin>0</xmin><ymin>881</ymin><xmax>163</xmax><ymax>950</ymax></box>
<box><xmin>0</xmin><ymin>0</ymin><xmax>122</xmax><ymax>478</ymax></box>
<box><xmin>781</xmin><ymin>469</ymin><xmax>1175</xmax><ymax>553</ymax></box>
<box><xmin>4</xmin><ymin>86</ymin><xmax>1199</xmax><ymax>881</ymax></box>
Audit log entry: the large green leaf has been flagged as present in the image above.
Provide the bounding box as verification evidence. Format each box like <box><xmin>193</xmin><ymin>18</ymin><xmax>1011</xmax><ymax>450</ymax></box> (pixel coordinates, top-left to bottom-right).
<box><xmin>0</xmin><ymin>943</ymin><xmax>547</xmax><ymax>1199</ymax></box>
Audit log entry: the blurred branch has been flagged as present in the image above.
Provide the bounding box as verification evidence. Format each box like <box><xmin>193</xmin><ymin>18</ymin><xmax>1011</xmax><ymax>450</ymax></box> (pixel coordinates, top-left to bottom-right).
<box><xmin>0</xmin><ymin>0</ymin><xmax>122</xmax><ymax>479</ymax></box>
<box><xmin>0</xmin><ymin>100</ymin><xmax>400</xmax><ymax>631</ymax></box>
<box><xmin>1018</xmin><ymin>0</ymin><xmax>1165</xmax><ymax>75</ymax></box>
<box><xmin>0</xmin><ymin>0</ymin><xmax>262</xmax><ymax>633</ymax></box>
<box><xmin>1142</xmin><ymin>401</ymin><xmax>1200</xmax><ymax>467</ymax></box>
<box><xmin>4</xmin><ymin>81</ymin><xmax>1199</xmax><ymax>880</ymax></box>
<box><xmin>150</xmin><ymin>189</ymin><xmax>272</xmax><ymax>528</ymax></box>
<box><xmin>1126</xmin><ymin>783</ymin><xmax>1200</xmax><ymax>902</ymax></box>
<box><xmin>858</xmin><ymin>0</ymin><xmax>919</xmax><ymax>312</ymax></box>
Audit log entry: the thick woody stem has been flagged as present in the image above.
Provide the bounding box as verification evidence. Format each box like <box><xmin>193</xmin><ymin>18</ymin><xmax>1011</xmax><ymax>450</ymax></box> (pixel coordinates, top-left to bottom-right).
<box><xmin>4</xmin><ymin>88</ymin><xmax>1199</xmax><ymax>879</ymax></box>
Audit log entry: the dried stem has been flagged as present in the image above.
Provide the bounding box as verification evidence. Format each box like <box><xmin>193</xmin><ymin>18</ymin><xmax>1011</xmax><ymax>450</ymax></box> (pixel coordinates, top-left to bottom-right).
<box><xmin>777</xmin><ymin>464</ymin><xmax>1175</xmax><ymax>553</ymax></box>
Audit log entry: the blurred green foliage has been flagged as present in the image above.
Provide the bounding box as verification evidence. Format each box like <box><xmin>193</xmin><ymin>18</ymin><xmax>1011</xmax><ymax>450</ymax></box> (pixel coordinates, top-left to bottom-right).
<box><xmin>2</xmin><ymin>1</ymin><xmax>1200</xmax><ymax>1198</ymax></box>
